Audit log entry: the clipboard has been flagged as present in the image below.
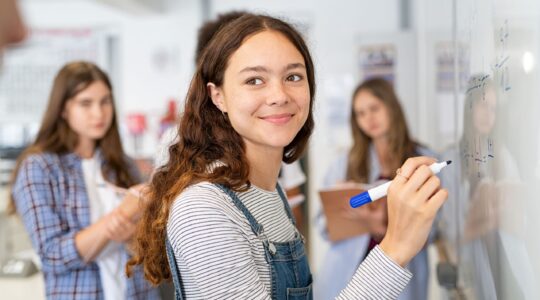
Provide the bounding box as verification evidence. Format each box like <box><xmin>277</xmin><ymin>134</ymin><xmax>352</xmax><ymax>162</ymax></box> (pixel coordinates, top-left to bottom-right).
<box><xmin>319</xmin><ymin>184</ymin><xmax>369</xmax><ymax>242</ymax></box>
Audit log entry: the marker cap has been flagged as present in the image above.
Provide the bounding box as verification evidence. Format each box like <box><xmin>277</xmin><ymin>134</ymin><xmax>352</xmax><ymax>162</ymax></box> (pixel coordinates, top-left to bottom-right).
<box><xmin>350</xmin><ymin>192</ymin><xmax>372</xmax><ymax>208</ymax></box>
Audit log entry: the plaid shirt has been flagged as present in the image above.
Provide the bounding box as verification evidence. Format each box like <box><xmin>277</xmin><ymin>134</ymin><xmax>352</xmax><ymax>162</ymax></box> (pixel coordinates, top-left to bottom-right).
<box><xmin>12</xmin><ymin>151</ymin><xmax>160</xmax><ymax>300</ymax></box>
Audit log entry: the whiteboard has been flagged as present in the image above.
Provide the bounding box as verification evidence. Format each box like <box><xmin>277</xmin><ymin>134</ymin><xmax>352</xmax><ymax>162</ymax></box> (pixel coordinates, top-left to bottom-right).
<box><xmin>0</xmin><ymin>28</ymin><xmax>114</xmax><ymax>124</ymax></box>
<box><xmin>428</xmin><ymin>0</ymin><xmax>540</xmax><ymax>299</ymax></box>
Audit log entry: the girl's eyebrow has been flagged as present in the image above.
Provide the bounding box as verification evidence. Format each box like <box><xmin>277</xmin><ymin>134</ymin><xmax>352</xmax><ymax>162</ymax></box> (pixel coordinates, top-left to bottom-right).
<box><xmin>239</xmin><ymin>63</ymin><xmax>306</xmax><ymax>74</ymax></box>
<box><xmin>73</xmin><ymin>94</ymin><xmax>111</xmax><ymax>103</ymax></box>
<box><xmin>74</xmin><ymin>97</ymin><xmax>92</xmax><ymax>102</ymax></box>
<box><xmin>284</xmin><ymin>63</ymin><xmax>306</xmax><ymax>71</ymax></box>
<box><xmin>239</xmin><ymin>65</ymin><xmax>268</xmax><ymax>74</ymax></box>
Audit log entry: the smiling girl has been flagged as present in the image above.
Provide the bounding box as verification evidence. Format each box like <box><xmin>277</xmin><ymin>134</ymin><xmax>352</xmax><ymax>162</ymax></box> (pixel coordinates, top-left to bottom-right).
<box><xmin>128</xmin><ymin>14</ymin><xmax>447</xmax><ymax>300</ymax></box>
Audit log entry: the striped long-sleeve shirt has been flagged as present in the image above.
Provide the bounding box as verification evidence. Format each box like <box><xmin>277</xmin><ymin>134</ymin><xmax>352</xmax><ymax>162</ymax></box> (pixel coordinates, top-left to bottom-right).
<box><xmin>167</xmin><ymin>182</ymin><xmax>412</xmax><ymax>299</ymax></box>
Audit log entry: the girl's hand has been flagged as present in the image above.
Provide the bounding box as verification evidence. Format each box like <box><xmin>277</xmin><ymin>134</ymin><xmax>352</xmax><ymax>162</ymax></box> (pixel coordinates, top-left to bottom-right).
<box><xmin>104</xmin><ymin>208</ymin><xmax>137</xmax><ymax>242</ymax></box>
<box><xmin>342</xmin><ymin>198</ymin><xmax>388</xmax><ymax>241</ymax></box>
<box><xmin>118</xmin><ymin>183</ymin><xmax>148</xmax><ymax>220</ymax></box>
<box><xmin>379</xmin><ymin>156</ymin><xmax>448</xmax><ymax>266</ymax></box>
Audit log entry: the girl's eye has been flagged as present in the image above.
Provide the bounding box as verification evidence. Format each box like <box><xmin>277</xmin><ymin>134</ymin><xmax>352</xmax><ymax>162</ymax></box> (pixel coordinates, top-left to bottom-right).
<box><xmin>246</xmin><ymin>78</ymin><xmax>263</xmax><ymax>85</ymax></box>
<box><xmin>287</xmin><ymin>74</ymin><xmax>303</xmax><ymax>82</ymax></box>
<box><xmin>79</xmin><ymin>101</ymin><xmax>92</xmax><ymax>107</ymax></box>
<box><xmin>101</xmin><ymin>97</ymin><xmax>112</xmax><ymax>105</ymax></box>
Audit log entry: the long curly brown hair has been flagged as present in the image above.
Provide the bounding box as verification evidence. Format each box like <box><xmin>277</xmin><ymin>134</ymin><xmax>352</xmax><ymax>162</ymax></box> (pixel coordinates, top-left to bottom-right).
<box><xmin>346</xmin><ymin>78</ymin><xmax>416</xmax><ymax>182</ymax></box>
<box><xmin>9</xmin><ymin>61</ymin><xmax>136</xmax><ymax>213</ymax></box>
<box><xmin>126</xmin><ymin>13</ymin><xmax>316</xmax><ymax>285</ymax></box>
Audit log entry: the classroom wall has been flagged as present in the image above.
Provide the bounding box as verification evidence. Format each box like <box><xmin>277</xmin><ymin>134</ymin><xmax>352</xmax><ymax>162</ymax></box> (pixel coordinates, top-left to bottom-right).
<box><xmin>19</xmin><ymin>0</ymin><xmax>202</xmax><ymax>156</ymax></box>
<box><xmin>413</xmin><ymin>0</ymin><xmax>454</xmax><ymax>151</ymax></box>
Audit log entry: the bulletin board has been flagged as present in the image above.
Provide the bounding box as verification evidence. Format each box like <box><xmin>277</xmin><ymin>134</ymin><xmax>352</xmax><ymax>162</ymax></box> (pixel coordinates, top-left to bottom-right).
<box><xmin>0</xmin><ymin>28</ymin><xmax>115</xmax><ymax>125</ymax></box>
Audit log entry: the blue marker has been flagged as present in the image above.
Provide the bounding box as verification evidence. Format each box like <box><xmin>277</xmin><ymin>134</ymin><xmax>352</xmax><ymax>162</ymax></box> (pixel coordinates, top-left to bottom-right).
<box><xmin>350</xmin><ymin>160</ymin><xmax>452</xmax><ymax>208</ymax></box>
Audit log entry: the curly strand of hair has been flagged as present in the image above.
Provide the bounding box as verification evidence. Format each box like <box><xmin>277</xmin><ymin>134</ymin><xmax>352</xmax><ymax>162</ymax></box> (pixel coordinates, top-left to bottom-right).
<box><xmin>126</xmin><ymin>75</ymin><xmax>251</xmax><ymax>284</ymax></box>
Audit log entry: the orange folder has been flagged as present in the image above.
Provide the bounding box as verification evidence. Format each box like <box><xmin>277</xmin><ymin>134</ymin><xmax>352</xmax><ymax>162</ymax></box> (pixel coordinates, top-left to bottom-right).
<box><xmin>319</xmin><ymin>184</ymin><xmax>369</xmax><ymax>242</ymax></box>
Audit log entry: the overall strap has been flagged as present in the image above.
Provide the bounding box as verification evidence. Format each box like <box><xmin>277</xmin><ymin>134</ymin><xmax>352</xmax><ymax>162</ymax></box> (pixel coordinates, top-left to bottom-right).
<box><xmin>214</xmin><ymin>184</ymin><xmax>264</xmax><ymax>236</ymax></box>
<box><xmin>165</xmin><ymin>237</ymin><xmax>185</xmax><ymax>300</ymax></box>
<box><xmin>275</xmin><ymin>184</ymin><xmax>297</xmax><ymax>226</ymax></box>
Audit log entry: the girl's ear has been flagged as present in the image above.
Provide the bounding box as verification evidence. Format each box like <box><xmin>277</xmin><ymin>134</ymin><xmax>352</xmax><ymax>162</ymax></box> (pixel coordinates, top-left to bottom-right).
<box><xmin>207</xmin><ymin>82</ymin><xmax>227</xmax><ymax>113</ymax></box>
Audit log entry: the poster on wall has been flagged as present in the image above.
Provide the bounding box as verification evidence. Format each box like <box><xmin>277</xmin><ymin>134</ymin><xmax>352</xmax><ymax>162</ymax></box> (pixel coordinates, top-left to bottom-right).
<box><xmin>434</xmin><ymin>41</ymin><xmax>470</xmax><ymax>144</ymax></box>
<box><xmin>321</xmin><ymin>75</ymin><xmax>356</xmax><ymax>148</ymax></box>
<box><xmin>358</xmin><ymin>44</ymin><xmax>396</xmax><ymax>83</ymax></box>
<box><xmin>435</xmin><ymin>41</ymin><xmax>470</xmax><ymax>93</ymax></box>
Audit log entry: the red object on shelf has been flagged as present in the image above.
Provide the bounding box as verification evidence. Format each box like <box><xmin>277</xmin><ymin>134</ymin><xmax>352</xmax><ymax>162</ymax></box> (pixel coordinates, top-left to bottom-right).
<box><xmin>126</xmin><ymin>113</ymin><xmax>147</xmax><ymax>135</ymax></box>
<box><xmin>159</xmin><ymin>99</ymin><xmax>178</xmax><ymax>137</ymax></box>
<box><xmin>160</xmin><ymin>99</ymin><xmax>177</xmax><ymax>124</ymax></box>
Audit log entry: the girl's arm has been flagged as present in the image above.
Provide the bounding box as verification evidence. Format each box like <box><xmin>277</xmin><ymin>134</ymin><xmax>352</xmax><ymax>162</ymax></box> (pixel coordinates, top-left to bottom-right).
<box><xmin>75</xmin><ymin>208</ymin><xmax>136</xmax><ymax>262</ymax></box>
<box><xmin>13</xmin><ymin>155</ymin><xmax>91</xmax><ymax>273</ymax></box>
<box><xmin>337</xmin><ymin>156</ymin><xmax>447</xmax><ymax>299</ymax></box>
<box><xmin>13</xmin><ymin>155</ymin><xmax>137</xmax><ymax>269</ymax></box>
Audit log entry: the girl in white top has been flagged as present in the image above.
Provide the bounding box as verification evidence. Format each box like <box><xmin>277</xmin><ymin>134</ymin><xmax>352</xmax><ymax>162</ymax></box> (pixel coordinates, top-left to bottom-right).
<box><xmin>127</xmin><ymin>13</ymin><xmax>448</xmax><ymax>299</ymax></box>
<box><xmin>11</xmin><ymin>61</ymin><xmax>158</xmax><ymax>299</ymax></box>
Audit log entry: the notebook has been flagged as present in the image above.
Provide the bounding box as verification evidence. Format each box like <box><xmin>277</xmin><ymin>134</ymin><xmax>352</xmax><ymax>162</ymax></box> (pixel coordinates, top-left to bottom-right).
<box><xmin>319</xmin><ymin>181</ymin><xmax>387</xmax><ymax>242</ymax></box>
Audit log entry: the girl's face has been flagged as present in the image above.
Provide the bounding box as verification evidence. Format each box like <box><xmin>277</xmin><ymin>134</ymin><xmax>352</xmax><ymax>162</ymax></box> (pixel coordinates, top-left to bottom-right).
<box><xmin>208</xmin><ymin>30</ymin><xmax>310</xmax><ymax>154</ymax></box>
<box><xmin>353</xmin><ymin>90</ymin><xmax>391</xmax><ymax>140</ymax></box>
<box><xmin>473</xmin><ymin>88</ymin><xmax>496</xmax><ymax>135</ymax></box>
<box><xmin>63</xmin><ymin>80</ymin><xmax>113</xmax><ymax>146</ymax></box>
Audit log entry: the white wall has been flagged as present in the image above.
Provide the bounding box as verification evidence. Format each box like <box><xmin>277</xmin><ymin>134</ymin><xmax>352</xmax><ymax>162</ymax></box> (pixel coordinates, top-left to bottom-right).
<box><xmin>119</xmin><ymin>7</ymin><xmax>200</xmax><ymax>156</ymax></box>
<box><xmin>19</xmin><ymin>0</ymin><xmax>202</xmax><ymax>157</ymax></box>
<box><xmin>412</xmin><ymin>0</ymin><xmax>454</xmax><ymax>151</ymax></box>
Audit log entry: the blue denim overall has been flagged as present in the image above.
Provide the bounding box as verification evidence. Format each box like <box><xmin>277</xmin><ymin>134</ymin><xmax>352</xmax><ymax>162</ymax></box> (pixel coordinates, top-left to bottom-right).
<box><xmin>165</xmin><ymin>183</ymin><xmax>313</xmax><ymax>300</ymax></box>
